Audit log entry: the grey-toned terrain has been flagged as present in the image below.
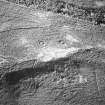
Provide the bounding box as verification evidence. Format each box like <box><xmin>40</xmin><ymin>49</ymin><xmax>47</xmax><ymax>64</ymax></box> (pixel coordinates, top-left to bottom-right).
<box><xmin>0</xmin><ymin>0</ymin><xmax>105</xmax><ymax>105</ymax></box>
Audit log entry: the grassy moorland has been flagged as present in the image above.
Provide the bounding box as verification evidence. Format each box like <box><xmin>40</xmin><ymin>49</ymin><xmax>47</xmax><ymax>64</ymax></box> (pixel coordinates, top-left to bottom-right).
<box><xmin>0</xmin><ymin>1</ymin><xmax>105</xmax><ymax>105</ymax></box>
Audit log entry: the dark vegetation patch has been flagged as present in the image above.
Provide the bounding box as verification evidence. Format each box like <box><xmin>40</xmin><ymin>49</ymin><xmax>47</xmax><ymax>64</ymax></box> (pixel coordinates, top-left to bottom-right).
<box><xmin>5</xmin><ymin>0</ymin><xmax>105</xmax><ymax>25</ymax></box>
